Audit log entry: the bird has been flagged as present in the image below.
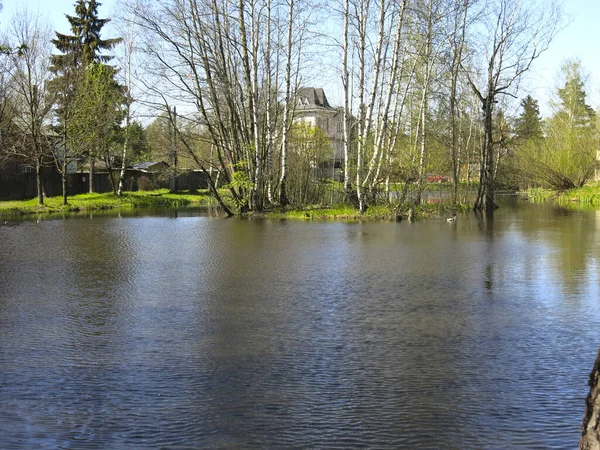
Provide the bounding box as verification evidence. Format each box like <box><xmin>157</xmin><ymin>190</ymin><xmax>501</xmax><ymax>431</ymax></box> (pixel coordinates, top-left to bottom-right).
<box><xmin>446</xmin><ymin>215</ymin><xmax>457</xmax><ymax>223</ymax></box>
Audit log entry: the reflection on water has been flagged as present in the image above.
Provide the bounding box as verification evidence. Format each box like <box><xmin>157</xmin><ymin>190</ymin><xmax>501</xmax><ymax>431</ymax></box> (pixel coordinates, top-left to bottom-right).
<box><xmin>0</xmin><ymin>203</ymin><xmax>599</xmax><ymax>449</ymax></box>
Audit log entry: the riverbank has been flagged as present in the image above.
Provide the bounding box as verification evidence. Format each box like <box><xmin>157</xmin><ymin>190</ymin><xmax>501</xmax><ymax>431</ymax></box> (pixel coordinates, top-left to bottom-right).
<box><xmin>0</xmin><ymin>189</ymin><xmax>215</xmax><ymax>217</ymax></box>
<box><xmin>525</xmin><ymin>183</ymin><xmax>600</xmax><ymax>206</ymax></box>
<box><xmin>260</xmin><ymin>202</ymin><xmax>471</xmax><ymax>221</ymax></box>
<box><xmin>0</xmin><ymin>189</ymin><xmax>473</xmax><ymax>221</ymax></box>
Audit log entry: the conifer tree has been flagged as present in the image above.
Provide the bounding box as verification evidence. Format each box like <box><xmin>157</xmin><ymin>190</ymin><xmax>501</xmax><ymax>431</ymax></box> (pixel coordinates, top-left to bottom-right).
<box><xmin>50</xmin><ymin>0</ymin><xmax>121</xmax><ymax>71</ymax></box>
<box><xmin>515</xmin><ymin>96</ymin><xmax>543</xmax><ymax>143</ymax></box>
<box><xmin>49</xmin><ymin>0</ymin><xmax>122</xmax><ymax>200</ymax></box>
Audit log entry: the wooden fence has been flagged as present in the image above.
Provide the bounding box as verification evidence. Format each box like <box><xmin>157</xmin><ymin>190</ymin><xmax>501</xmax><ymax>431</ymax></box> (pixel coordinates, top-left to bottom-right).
<box><xmin>0</xmin><ymin>170</ymin><xmax>208</xmax><ymax>201</ymax></box>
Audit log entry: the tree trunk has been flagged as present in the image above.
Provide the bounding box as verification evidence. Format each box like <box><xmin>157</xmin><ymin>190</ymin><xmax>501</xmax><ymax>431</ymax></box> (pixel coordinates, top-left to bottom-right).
<box><xmin>342</xmin><ymin>0</ymin><xmax>351</xmax><ymax>195</ymax></box>
<box><xmin>169</xmin><ymin>106</ymin><xmax>178</xmax><ymax>192</ymax></box>
<box><xmin>416</xmin><ymin>82</ymin><xmax>428</xmax><ymax>204</ymax></box>
<box><xmin>62</xmin><ymin>167</ymin><xmax>68</xmax><ymax>206</ymax></box>
<box><xmin>118</xmin><ymin>113</ymin><xmax>129</xmax><ymax>196</ymax></box>
<box><xmin>475</xmin><ymin>95</ymin><xmax>495</xmax><ymax>213</ymax></box>
<box><xmin>107</xmin><ymin>167</ymin><xmax>117</xmax><ymax>194</ymax></box>
<box><xmin>89</xmin><ymin>155</ymin><xmax>95</xmax><ymax>193</ymax></box>
<box><xmin>581</xmin><ymin>349</ymin><xmax>600</xmax><ymax>449</ymax></box>
<box><xmin>450</xmin><ymin>0</ymin><xmax>470</xmax><ymax>203</ymax></box>
<box><xmin>36</xmin><ymin>161</ymin><xmax>44</xmax><ymax>206</ymax></box>
<box><xmin>265</xmin><ymin>0</ymin><xmax>274</xmax><ymax>205</ymax></box>
<box><xmin>279</xmin><ymin>0</ymin><xmax>294</xmax><ymax>207</ymax></box>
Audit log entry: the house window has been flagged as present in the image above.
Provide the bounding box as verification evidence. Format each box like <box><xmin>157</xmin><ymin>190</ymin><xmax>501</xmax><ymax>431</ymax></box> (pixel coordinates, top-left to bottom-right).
<box><xmin>20</xmin><ymin>165</ymin><xmax>33</xmax><ymax>174</ymax></box>
<box><xmin>337</xmin><ymin>122</ymin><xmax>343</xmax><ymax>133</ymax></box>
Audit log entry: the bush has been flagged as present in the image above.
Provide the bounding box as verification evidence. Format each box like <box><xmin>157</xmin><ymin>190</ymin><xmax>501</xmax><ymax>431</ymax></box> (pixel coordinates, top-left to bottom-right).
<box><xmin>138</xmin><ymin>176</ymin><xmax>151</xmax><ymax>191</ymax></box>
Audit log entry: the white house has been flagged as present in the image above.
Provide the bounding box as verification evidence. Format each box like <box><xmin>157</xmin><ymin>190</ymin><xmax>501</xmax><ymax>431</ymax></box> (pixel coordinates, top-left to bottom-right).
<box><xmin>293</xmin><ymin>87</ymin><xmax>345</xmax><ymax>168</ymax></box>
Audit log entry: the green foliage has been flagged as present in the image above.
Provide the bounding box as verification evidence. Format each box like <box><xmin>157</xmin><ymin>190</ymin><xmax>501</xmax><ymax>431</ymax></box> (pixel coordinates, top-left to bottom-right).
<box><xmin>517</xmin><ymin>60</ymin><xmax>597</xmax><ymax>190</ymax></box>
<box><xmin>226</xmin><ymin>170</ymin><xmax>254</xmax><ymax>191</ymax></box>
<box><xmin>556</xmin><ymin>60</ymin><xmax>595</xmax><ymax>127</ymax></box>
<box><xmin>145</xmin><ymin>115</ymin><xmax>171</xmax><ymax>160</ymax></box>
<box><xmin>68</xmin><ymin>62</ymin><xmax>124</xmax><ymax>161</ymax></box>
<box><xmin>126</xmin><ymin>121</ymin><xmax>149</xmax><ymax>161</ymax></box>
<box><xmin>264</xmin><ymin>199</ymin><xmax>470</xmax><ymax>221</ymax></box>
<box><xmin>49</xmin><ymin>0</ymin><xmax>122</xmax><ymax>149</ymax></box>
<box><xmin>286</xmin><ymin>122</ymin><xmax>333</xmax><ymax>205</ymax></box>
<box><xmin>525</xmin><ymin>183</ymin><xmax>600</xmax><ymax>206</ymax></box>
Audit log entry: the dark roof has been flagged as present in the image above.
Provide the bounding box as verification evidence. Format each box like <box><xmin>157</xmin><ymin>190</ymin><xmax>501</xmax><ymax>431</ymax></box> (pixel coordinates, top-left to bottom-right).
<box><xmin>295</xmin><ymin>87</ymin><xmax>333</xmax><ymax>109</ymax></box>
<box><xmin>132</xmin><ymin>161</ymin><xmax>168</xmax><ymax>170</ymax></box>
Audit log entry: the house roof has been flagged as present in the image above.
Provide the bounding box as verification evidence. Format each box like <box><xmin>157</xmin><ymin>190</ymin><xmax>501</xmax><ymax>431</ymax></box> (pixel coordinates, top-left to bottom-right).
<box><xmin>295</xmin><ymin>87</ymin><xmax>333</xmax><ymax>110</ymax></box>
<box><xmin>10</xmin><ymin>117</ymin><xmax>60</xmax><ymax>138</ymax></box>
<box><xmin>132</xmin><ymin>161</ymin><xmax>168</xmax><ymax>171</ymax></box>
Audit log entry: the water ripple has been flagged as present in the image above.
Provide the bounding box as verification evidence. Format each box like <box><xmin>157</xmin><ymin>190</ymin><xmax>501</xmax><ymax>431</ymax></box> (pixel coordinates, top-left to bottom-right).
<box><xmin>0</xmin><ymin>211</ymin><xmax>598</xmax><ymax>448</ymax></box>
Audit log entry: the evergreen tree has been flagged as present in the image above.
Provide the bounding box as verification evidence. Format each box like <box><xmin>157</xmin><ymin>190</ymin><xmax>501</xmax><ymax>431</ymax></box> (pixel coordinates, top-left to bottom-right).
<box><xmin>50</xmin><ymin>0</ymin><xmax>121</xmax><ymax>72</ymax></box>
<box><xmin>515</xmin><ymin>96</ymin><xmax>543</xmax><ymax>142</ymax></box>
<box><xmin>555</xmin><ymin>60</ymin><xmax>595</xmax><ymax>127</ymax></box>
<box><xmin>49</xmin><ymin>0</ymin><xmax>122</xmax><ymax>200</ymax></box>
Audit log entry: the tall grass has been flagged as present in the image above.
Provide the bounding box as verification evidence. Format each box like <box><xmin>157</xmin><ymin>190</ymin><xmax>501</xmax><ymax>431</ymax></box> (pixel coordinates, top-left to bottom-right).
<box><xmin>525</xmin><ymin>183</ymin><xmax>600</xmax><ymax>206</ymax></box>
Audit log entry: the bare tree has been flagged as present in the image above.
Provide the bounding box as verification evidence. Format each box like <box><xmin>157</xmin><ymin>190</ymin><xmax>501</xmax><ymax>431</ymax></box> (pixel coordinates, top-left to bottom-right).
<box><xmin>3</xmin><ymin>8</ymin><xmax>55</xmax><ymax>205</ymax></box>
<box><xmin>115</xmin><ymin>10</ymin><xmax>137</xmax><ymax>196</ymax></box>
<box><xmin>126</xmin><ymin>0</ymin><xmax>313</xmax><ymax>213</ymax></box>
<box><xmin>463</xmin><ymin>0</ymin><xmax>562</xmax><ymax>213</ymax></box>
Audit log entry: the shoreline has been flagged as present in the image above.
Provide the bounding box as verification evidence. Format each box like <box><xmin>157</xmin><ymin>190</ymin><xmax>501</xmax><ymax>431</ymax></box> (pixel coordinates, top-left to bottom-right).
<box><xmin>0</xmin><ymin>189</ymin><xmax>215</xmax><ymax>218</ymax></box>
<box><xmin>2</xmin><ymin>183</ymin><xmax>599</xmax><ymax>221</ymax></box>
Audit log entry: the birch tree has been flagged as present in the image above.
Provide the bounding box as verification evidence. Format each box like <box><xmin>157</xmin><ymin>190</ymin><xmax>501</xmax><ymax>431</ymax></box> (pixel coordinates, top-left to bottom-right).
<box><xmin>128</xmin><ymin>0</ymin><xmax>312</xmax><ymax>213</ymax></box>
<box><xmin>279</xmin><ymin>0</ymin><xmax>295</xmax><ymax>207</ymax></box>
<box><xmin>447</xmin><ymin>0</ymin><xmax>470</xmax><ymax>201</ymax></box>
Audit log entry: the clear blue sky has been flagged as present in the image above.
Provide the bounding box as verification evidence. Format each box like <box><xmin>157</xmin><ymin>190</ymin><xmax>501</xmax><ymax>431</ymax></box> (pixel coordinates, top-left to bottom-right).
<box><xmin>4</xmin><ymin>0</ymin><xmax>600</xmax><ymax>117</ymax></box>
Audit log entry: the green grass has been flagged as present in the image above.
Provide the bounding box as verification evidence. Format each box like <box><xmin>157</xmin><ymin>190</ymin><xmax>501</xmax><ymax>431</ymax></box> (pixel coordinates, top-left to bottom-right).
<box><xmin>260</xmin><ymin>201</ymin><xmax>470</xmax><ymax>221</ymax></box>
<box><xmin>0</xmin><ymin>189</ymin><xmax>216</xmax><ymax>217</ymax></box>
<box><xmin>525</xmin><ymin>183</ymin><xmax>600</xmax><ymax>206</ymax></box>
<box><xmin>1</xmin><ymin>186</ymin><xmax>475</xmax><ymax>221</ymax></box>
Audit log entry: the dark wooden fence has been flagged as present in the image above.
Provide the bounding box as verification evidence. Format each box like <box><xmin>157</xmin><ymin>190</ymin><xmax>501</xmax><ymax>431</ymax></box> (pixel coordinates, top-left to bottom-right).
<box><xmin>0</xmin><ymin>169</ymin><xmax>208</xmax><ymax>201</ymax></box>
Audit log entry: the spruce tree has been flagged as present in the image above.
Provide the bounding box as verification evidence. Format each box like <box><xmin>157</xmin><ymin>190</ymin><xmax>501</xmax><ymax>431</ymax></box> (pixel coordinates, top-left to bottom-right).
<box><xmin>49</xmin><ymin>0</ymin><xmax>122</xmax><ymax>200</ymax></box>
<box><xmin>515</xmin><ymin>96</ymin><xmax>543</xmax><ymax>142</ymax></box>
<box><xmin>50</xmin><ymin>0</ymin><xmax>121</xmax><ymax>72</ymax></box>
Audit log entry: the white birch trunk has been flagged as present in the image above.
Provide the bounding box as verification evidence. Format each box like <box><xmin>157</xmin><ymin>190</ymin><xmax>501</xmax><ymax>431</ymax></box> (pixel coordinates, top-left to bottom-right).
<box><xmin>280</xmin><ymin>0</ymin><xmax>294</xmax><ymax>206</ymax></box>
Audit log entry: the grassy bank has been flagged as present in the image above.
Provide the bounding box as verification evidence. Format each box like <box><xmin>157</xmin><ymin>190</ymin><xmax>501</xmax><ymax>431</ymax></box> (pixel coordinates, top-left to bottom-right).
<box><xmin>525</xmin><ymin>183</ymin><xmax>600</xmax><ymax>206</ymax></box>
<box><xmin>261</xmin><ymin>201</ymin><xmax>471</xmax><ymax>221</ymax></box>
<box><xmin>1</xmin><ymin>188</ymin><xmax>473</xmax><ymax>221</ymax></box>
<box><xmin>0</xmin><ymin>189</ymin><xmax>215</xmax><ymax>217</ymax></box>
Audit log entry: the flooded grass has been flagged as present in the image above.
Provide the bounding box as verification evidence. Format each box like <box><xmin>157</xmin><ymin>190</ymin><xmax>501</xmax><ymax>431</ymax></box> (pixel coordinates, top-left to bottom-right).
<box><xmin>262</xmin><ymin>201</ymin><xmax>471</xmax><ymax>221</ymax></box>
<box><xmin>525</xmin><ymin>183</ymin><xmax>600</xmax><ymax>206</ymax></box>
<box><xmin>0</xmin><ymin>189</ymin><xmax>216</xmax><ymax>217</ymax></box>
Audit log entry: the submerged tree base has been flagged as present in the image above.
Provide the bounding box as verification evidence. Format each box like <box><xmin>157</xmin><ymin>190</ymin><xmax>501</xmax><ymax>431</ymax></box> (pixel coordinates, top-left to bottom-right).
<box><xmin>581</xmin><ymin>349</ymin><xmax>600</xmax><ymax>449</ymax></box>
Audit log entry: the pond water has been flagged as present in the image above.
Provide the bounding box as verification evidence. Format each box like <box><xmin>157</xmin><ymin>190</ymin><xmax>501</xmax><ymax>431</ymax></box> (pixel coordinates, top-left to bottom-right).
<box><xmin>1</xmin><ymin>201</ymin><xmax>599</xmax><ymax>449</ymax></box>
